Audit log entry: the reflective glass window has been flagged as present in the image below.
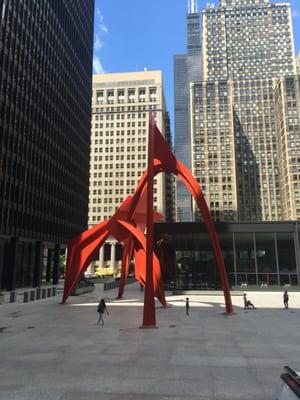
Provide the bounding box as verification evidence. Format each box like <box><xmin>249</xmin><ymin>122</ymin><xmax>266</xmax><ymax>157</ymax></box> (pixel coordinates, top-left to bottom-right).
<box><xmin>276</xmin><ymin>232</ymin><xmax>296</xmax><ymax>273</ymax></box>
<box><xmin>255</xmin><ymin>232</ymin><xmax>277</xmax><ymax>273</ymax></box>
<box><xmin>235</xmin><ymin>233</ymin><xmax>255</xmax><ymax>273</ymax></box>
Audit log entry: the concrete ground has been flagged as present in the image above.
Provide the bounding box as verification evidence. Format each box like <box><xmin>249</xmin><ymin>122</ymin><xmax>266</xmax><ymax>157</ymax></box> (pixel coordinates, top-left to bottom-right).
<box><xmin>0</xmin><ymin>283</ymin><xmax>300</xmax><ymax>400</ymax></box>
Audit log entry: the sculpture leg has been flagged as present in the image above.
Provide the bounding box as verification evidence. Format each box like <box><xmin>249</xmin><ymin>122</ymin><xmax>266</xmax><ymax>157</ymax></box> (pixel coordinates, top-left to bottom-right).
<box><xmin>142</xmin><ymin>115</ymin><xmax>156</xmax><ymax>327</ymax></box>
<box><xmin>63</xmin><ymin>230</ymin><xmax>109</xmax><ymax>303</ymax></box>
<box><xmin>153</xmin><ymin>253</ymin><xmax>167</xmax><ymax>307</ymax></box>
<box><xmin>117</xmin><ymin>238</ymin><xmax>133</xmax><ymax>298</ymax></box>
<box><xmin>176</xmin><ymin>161</ymin><xmax>234</xmax><ymax>314</ymax></box>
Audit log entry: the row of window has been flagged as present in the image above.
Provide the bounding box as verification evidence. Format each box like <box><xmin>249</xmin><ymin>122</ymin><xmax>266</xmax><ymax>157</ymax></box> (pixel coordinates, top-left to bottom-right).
<box><xmin>93</xmin><ymin>138</ymin><xmax>146</xmax><ymax>145</ymax></box>
<box><xmin>93</xmin><ymin>130</ymin><xmax>147</xmax><ymax>137</ymax></box>
<box><xmin>93</xmin><ymin>113</ymin><xmax>147</xmax><ymax>120</ymax></box>
<box><xmin>95</xmin><ymin>87</ymin><xmax>157</xmax><ymax>105</ymax></box>
<box><xmin>92</xmin><ymin>105</ymin><xmax>157</xmax><ymax>113</ymax></box>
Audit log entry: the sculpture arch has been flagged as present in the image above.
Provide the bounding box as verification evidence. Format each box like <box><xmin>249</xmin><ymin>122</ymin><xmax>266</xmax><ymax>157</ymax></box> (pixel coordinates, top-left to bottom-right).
<box><xmin>62</xmin><ymin>118</ymin><xmax>233</xmax><ymax>318</ymax></box>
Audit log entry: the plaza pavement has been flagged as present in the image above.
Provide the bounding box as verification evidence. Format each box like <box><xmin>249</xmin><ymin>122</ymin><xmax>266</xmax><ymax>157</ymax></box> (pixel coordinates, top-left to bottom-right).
<box><xmin>0</xmin><ymin>283</ymin><xmax>300</xmax><ymax>400</ymax></box>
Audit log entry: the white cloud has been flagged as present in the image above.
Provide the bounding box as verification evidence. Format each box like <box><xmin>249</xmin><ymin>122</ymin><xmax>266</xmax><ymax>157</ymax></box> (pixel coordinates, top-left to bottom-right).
<box><xmin>93</xmin><ymin>56</ymin><xmax>105</xmax><ymax>74</ymax></box>
<box><xmin>293</xmin><ymin>9</ymin><xmax>300</xmax><ymax>18</ymax></box>
<box><xmin>94</xmin><ymin>34</ymin><xmax>103</xmax><ymax>51</ymax></box>
<box><xmin>95</xmin><ymin>8</ymin><xmax>108</xmax><ymax>33</ymax></box>
<box><xmin>93</xmin><ymin>7</ymin><xmax>107</xmax><ymax>72</ymax></box>
<box><xmin>101</xmin><ymin>24</ymin><xmax>108</xmax><ymax>34</ymax></box>
<box><xmin>95</xmin><ymin>8</ymin><xmax>102</xmax><ymax>19</ymax></box>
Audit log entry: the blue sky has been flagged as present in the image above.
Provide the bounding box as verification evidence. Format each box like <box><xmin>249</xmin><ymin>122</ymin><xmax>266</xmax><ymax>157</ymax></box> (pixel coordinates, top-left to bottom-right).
<box><xmin>93</xmin><ymin>0</ymin><xmax>300</xmax><ymax>135</ymax></box>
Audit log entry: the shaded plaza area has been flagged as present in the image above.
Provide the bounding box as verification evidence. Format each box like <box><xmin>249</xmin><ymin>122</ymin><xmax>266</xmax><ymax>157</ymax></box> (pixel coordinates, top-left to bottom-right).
<box><xmin>0</xmin><ymin>283</ymin><xmax>300</xmax><ymax>400</ymax></box>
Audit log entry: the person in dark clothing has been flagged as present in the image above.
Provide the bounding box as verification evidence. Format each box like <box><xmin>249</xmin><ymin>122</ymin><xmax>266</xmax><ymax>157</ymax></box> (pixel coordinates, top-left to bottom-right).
<box><xmin>243</xmin><ymin>293</ymin><xmax>256</xmax><ymax>310</ymax></box>
<box><xmin>283</xmin><ymin>290</ymin><xmax>289</xmax><ymax>309</ymax></box>
<box><xmin>97</xmin><ymin>298</ymin><xmax>109</xmax><ymax>325</ymax></box>
<box><xmin>186</xmin><ymin>297</ymin><xmax>190</xmax><ymax>316</ymax></box>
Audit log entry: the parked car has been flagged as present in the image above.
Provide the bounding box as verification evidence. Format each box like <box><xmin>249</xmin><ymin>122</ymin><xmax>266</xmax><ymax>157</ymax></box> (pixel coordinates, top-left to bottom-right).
<box><xmin>274</xmin><ymin>366</ymin><xmax>300</xmax><ymax>399</ymax></box>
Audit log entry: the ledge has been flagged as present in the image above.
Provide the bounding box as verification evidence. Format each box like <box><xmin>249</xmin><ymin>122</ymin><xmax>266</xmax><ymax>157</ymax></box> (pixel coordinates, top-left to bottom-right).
<box><xmin>71</xmin><ymin>286</ymin><xmax>94</xmax><ymax>296</ymax></box>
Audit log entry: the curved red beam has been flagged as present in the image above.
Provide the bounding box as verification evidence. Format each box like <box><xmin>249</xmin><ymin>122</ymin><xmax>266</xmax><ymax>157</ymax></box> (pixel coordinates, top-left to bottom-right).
<box><xmin>132</xmin><ymin>125</ymin><xmax>234</xmax><ymax>314</ymax></box>
<box><xmin>62</xmin><ymin>200</ymin><xmax>166</xmax><ymax>305</ymax></box>
<box><xmin>117</xmin><ymin>220</ymin><xmax>166</xmax><ymax>307</ymax></box>
<box><xmin>63</xmin><ymin>119</ymin><xmax>233</xmax><ymax>317</ymax></box>
<box><xmin>117</xmin><ymin>238</ymin><xmax>133</xmax><ymax>299</ymax></box>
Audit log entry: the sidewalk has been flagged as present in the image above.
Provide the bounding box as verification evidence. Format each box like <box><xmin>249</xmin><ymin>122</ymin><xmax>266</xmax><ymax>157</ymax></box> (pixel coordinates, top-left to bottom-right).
<box><xmin>0</xmin><ymin>283</ymin><xmax>299</xmax><ymax>400</ymax></box>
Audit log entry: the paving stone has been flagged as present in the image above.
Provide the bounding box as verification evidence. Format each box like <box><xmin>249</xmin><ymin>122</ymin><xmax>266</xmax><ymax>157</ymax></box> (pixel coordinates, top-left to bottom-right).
<box><xmin>0</xmin><ymin>284</ymin><xmax>299</xmax><ymax>400</ymax></box>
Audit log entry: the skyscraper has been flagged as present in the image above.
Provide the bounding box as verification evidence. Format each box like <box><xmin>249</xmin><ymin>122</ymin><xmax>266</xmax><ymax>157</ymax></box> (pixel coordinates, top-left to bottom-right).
<box><xmin>187</xmin><ymin>1</ymin><xmax>202</xmax><ymax>83</ymax></box>
<box><xmin>274</xmin><ymin>76</ymin><xmax>300</xmax><ymax>220</ymax></box>
<box><xmin>174</xmin><ymin>55</ymin><xmax>190</xmax><ymax>222</ymax></box>
<box><xmin>190</xmin><ymin>81</ymin><xmax>238</xmax><ymax>221</ymax></box>
<box><xmin>191</xmin><ymin>0</ymin><xmax>298</xmax><ymax>222</ymax></box>
<box><xmin>297</xmin><ymin>52</ymin><xmax>300</xmax><ymax>75</ymax></box>
<box><xmin>174</xmin><ymin>1</ymin><xmax>202</xmax><ymax>222</ymax></box>
<box><xmin>0</xmin><ymin>1</ymin><xmax>95</xmax><ymax>291</ymax></box>
<box><xmin>89</xmin><ymin>71</ymin><xmax>173</xmax><ymax>275</ymax></box>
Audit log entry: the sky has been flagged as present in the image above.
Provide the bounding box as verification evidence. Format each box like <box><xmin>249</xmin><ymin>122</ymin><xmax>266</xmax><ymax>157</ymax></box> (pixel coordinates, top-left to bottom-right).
<box><xmin>93</xmin><ymin>0</ymin><xmax>300</xmax><ymax>136</ymax></box>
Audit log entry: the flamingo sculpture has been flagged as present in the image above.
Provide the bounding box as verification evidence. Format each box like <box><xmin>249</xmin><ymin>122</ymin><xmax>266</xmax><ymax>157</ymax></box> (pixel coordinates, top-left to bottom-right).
<box><xmin>62</xmin><ymin>117</ymin><xmax>233</xmax><ymax>325</ymax></box>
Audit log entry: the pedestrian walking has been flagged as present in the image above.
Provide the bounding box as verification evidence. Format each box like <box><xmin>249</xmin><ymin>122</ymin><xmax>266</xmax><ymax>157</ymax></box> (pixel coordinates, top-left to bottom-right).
<box><xmin>97</xmin><ymin>298</ymin><xmax>109</xmax><ymax>325</ymax></box>
<box><xmin>185</xmin><ymin>297</ymin><xmax>190</xmax><ymax>316</ymax></box>
<box><xmin>283</xmin><ymin>289</ymin><xmax>289</xmax><ymax>309</ymax></box>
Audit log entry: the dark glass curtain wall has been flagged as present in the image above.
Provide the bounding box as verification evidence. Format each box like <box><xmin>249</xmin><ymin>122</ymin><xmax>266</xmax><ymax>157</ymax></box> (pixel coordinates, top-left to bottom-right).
<box><xmin>155</xmin><ymin>223</ymin><xmax>299</xmax><ymax>289</ymax></box>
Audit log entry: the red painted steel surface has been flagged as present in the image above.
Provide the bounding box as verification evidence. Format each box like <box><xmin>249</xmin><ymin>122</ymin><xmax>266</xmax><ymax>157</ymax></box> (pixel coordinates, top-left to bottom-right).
<box><xmin>62</xmin><ymin>115</ymin><xmax>233</xmax><ymax>317</ymax></box>
<box><xmin>116</xmin><ymin>238</ymin><xmax>133</xmax><ymax>299</ymax></box>
<box><xmin>142</xmin><ymin>116</ymin><xmax>156</xmax><ymax>327</ymax></box>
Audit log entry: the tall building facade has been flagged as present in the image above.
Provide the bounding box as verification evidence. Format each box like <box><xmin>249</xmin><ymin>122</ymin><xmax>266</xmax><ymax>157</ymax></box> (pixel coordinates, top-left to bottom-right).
<box><xmin>191</xmin><ymin>0</ymin><xmax>299</xmax><ymax>222</ymax></box>
<box><xmin>190</xmin><ymin>81</ymin><xmax>238</xmax><ymax>221</ymax></box>
<box><xmin>174</xmin><ymin>1</ymin><xmax>202</xmax><ymax>222</ymax></box>
<box><xmin>89</xmin><ymin>71</ymin><xmax>173</xmax><ymax>274</ymax></box>
<box><xmin>174</xmin><ymin>55</ymin><xmax>190</xmax><ymax>222</ymax></box>
<box><xmin>297</xmin><ymin>52</ymin><xmax>300</xmax><ymax>75</ymax></box>
<box><xmin>0</xmin><ymin>1</ymin><xmax>94</xmax><ymax>290</ymax></box>
<box><xmin>274</xmin><ymin>76</ymin><xmax>300</xmax><ymax>220</ymax></box>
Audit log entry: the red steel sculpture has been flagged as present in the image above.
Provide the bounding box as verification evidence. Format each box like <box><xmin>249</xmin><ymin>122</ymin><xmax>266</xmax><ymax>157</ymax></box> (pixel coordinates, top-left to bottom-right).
<box><xmin>62</xmin><ymin>116</ymin><xmax>234</xmax><ymax>326</ymax></box>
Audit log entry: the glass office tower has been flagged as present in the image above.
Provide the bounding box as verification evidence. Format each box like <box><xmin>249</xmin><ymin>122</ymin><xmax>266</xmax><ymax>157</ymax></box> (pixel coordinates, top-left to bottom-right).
<box><xmin>174</xmin><ymin>3</ymin><xmax>202</xmax><ymax>222</ymax></box>
<box><xmin>174</xmin><ymin>54</ymin><xmax>191</xmax><ymax>222</ymax></box>
<box><xmin>0</xmin><ymin>0</ymin><xmax>95</xmax><ymax>290</ymax></box>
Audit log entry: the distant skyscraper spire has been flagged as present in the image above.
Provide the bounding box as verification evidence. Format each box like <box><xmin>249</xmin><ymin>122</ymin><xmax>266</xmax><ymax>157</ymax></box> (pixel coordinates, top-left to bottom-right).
<box><xmin>188</xmin><ymin>0</ymin><xmax>198</xmax><ymax>14</ymax></box>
